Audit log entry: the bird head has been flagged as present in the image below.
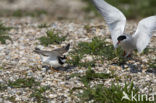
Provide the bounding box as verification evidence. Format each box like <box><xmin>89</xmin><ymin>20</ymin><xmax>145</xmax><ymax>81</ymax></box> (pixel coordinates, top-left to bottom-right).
<box><xmin>117</xmin><ymin>35</ymin><xmax>127</xmax><ymax>45</ymax></box>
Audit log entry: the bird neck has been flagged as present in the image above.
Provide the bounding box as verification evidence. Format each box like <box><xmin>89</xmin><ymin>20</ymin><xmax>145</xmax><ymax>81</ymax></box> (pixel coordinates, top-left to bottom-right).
<box><xmin>58</xmin><ymin>57</ymin><xmax>65</xmax><ymax>65</ymax></box>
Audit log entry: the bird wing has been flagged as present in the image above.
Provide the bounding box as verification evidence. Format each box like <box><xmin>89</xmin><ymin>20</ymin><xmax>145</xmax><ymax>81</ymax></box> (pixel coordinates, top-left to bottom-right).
<box><xmin>34</xmin><ymin>49</ymin><xmax>52</xmax><ymax>56</ymax></box>
<box><xmin>34</xmin><ymin>48</ymin><xmax>62</xmax><ymax>57</ymax></box>
<box><xmin>132</xmin><ymin>16</ymin><xmax>156</xmax><ymax>53</ymax></box>
<box><xmin>53</xmin><ymin>48</ymin><xmax>64</xmax><ymax>55</ymax></box>
<box><xmin>92</xmin><ymin>0</ymin><xmax>126</xmax><ymax>47</ymax></box>
<box><xmin>53</xmin><ymin>44</ymin><xmax>70</xmax><ymax>55</ymax></box>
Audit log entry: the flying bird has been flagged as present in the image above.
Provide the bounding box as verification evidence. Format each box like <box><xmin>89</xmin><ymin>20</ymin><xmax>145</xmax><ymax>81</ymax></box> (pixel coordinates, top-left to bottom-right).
<box><xmin>92</xmin><ymin>0</ymin><xmax>156</xmax><ymax>57</ymax></box>
<box><xmin>34</xmin><ymin>44</ymin><xmax>70</xmax><ymax>69</ymax></box>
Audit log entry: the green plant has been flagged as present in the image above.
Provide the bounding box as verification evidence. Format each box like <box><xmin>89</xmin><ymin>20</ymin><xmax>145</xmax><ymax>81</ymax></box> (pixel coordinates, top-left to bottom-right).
<box><xmin>84</xmin><ymin>25</ymin><xmax>91</xmax><ymax>32</ymax></box>
<box><xmin>39</xmin><ymin>30</ymin><xmax>66</xmax><ymax>46</ymax></box>
<box><xmin>8</xmin><ymin>78</ymin><xmax>40</xmax><ymax>88</ymax></box>
<box><xmin>141</xmin><ymin>47</ymin><xmax>156</xmax><ymax>55</ymax></box>
<box><xmin>69</xmin><ymin>67</ymin><xmax>113</xmax><ymax>87</ymax></box>
<box><xmin>69</xmin><ymin>73</ymin><xmax>81</xmax><ymax>79</ymax></box>
<box><xmin>67</xmin><ymin>36</ymin><xmax>125</xmax><ymax>67</ymax></box>
<box><xmin>80</xmin><ymin>67</ymin><xmax>113</xmax><ymax>86</ymax></box>
<box><xmin>82</xmin><ymin>0</ymin><xmax>100</xmax><ymax>17</ymax></box>
<box><xmin>0</xmin><ymin>9</ymin><xmax>47</xmax><ymax>17</ymax></box>
<box><xmin>7</xmin><ymin>96</ymin><xmax>16</xmax><ymax>103</ymax></box>
<box><xmin>145</xmin><ymin>47</ymin><xmax>156</xmax><ymax>69</ymax></box>
<box><xmin>12</xmin><ymin>9</ymin><xmax>47</xmax><ymax>17</ymax></box>
<box><xmin>0</xmin><ymin>67</ymin><xmax>3</xmax><ymax>70</ymax></box>
<box><xmin>38</xmin><ymin>23</ymin><xmax>50</xmax><ymax>28</ymax></box>
<box><xmin>30</xmin><ymin>86</ymin><xmax>50</xmax><ymax>103</ymax></box>
<box><xmin>79</xmin><ymin>82</ymin><xmax>150</xmax><ymax>103</ymax></box>
<box><xmin>113</xmin><ymin>48</ymin><xmax>127</xmax><ymax>65</ymax></box>
<box><xmin>67</xmin><ymin>54</ymin><xmax>96</xmax><ymax>67</ymax></box>
<box><xmin>80</xmin><ymin>82</ymin><xmax>154</xmax><ymax>103</ymax></box>
<box><xmin>0</xmin><ymin>83</ymin><xmax>7</xmax><ymax>91</ymax></box>
<box><xmin>0</xmin><ymin>23</ymin><xmax>12</xmax><ymax>44</ymax></box>
<box><xmin>70</xmin><ymin>67</ymin><xmax>154</xmax><ymax>103</ymax></box>
<box><xmin>148</xmin><ymin>58</ymin><xmax>156</xmax><ymax>69</ymax></box>
<box><xmin>142</xmin><ymin>48</ymin><xmax>150</xmax><ymax>55</ymax></box>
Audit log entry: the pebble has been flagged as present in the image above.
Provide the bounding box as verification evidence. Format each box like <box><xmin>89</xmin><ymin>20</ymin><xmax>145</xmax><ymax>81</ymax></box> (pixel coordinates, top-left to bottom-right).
<box><xmin>0</xmin><ymin>7</ymin><xmax>155</xmax><ymax>103</ymax></box>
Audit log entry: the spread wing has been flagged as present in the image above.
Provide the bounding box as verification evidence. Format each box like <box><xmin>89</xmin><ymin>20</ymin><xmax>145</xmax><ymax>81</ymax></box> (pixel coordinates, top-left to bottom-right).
<box><xmin>132</xmin><ymin>16</ymin><xmax>156</xmax><ymax>53</ymax></box>
<box><xmin>92</xmin><ymin>0</ymin><xmax>126</xmax><ymax>47</ymax></box>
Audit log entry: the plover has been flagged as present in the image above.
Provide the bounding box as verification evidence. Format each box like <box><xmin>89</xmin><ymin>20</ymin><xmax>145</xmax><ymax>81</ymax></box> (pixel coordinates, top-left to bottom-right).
<box><xmin>92</xmin><ymin>0</ymin><xmax>156</xmax><ymax>57</ymax></box>
<box><xmin>34</xmin><ymin>44</ymin><xmax>70</xmax><ymax>69</ymax></box>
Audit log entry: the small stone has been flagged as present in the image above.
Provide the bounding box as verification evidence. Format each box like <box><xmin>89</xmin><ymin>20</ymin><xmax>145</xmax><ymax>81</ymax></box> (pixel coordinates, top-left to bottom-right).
<box><xmin>109</xmin><ymin>65</ymin><xmax>122</xmax><ymax>71</ymax></box>
<box><xmin>49</xmin><ymin>94</ymin><xmax>57</xmax><ymax>98</ymax></box>
<box><xmin>0</xmin><ymin>98</ymin><xmax>3</xmax><ymax>103</ymax></box>
<box><xmin>27</xmin><ymin>71</ymin><xmax>33</xmax><ymax>77</ymax></box>
<box><xmin>41</xmin><ymin>67</ymin><xmax>47</xmax><ymax>72</ymax></box>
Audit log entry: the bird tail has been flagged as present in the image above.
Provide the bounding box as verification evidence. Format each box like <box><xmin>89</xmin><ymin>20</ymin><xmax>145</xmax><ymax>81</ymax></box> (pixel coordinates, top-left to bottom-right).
<box><xmin>33</xmin><ymin>48</ymin><xmax>42</xmax><ymax>54</ymax></box>
<box><xmin>65</xmin><ymin>43</ymin><xmax>70</xmax><ymax>51</ymax></box>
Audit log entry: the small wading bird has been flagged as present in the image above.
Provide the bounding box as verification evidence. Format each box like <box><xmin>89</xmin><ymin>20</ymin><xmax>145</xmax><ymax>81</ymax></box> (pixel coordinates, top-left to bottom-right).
<box><xmin>34</xmin><ymin>44</ymin><xmax>70</xmax><ymax>69</ymax></box>
<box><xmin>92</xmin><ymin>0</ymin><xmax>156</xmax><ymax>57</ymax></box>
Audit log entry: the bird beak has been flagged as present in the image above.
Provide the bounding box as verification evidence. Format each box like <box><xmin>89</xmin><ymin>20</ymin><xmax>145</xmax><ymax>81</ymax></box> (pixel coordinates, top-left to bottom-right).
<box><xmin>117</xmin><ymin>41</ymin><xmax>120</xmax><ymax>45</ymax></box>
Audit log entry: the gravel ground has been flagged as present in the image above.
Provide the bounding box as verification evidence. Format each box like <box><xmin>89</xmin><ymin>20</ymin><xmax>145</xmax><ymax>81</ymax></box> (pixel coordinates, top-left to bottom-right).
<box><xmin>0</xmin><ymin>0</ymin><xmax>155</xmax><ymax>103</ymax></box>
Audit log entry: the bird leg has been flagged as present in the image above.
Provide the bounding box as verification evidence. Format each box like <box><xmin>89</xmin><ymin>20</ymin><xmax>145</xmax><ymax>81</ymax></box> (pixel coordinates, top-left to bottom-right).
<box><xmin>127</xmin><ymin>54</ymin><xmax>132</xmax><ymax>58</ymax></box>
<box><xmin>123</xmin><ymin>51</ymin><xmax>126</xmax><ymax>57</ymax></box>
<box><xmin>35</xmin><ymin>56</ymin><xmax>42</xmax><ymax>65</ymax></box>
<box><xmin>39</xmin><ymin>61</ymin><xmax>42</xmax><ymax>65</ymax></box>
<box><xmin>124</xmin><ymin>51</ymin><xmax>132</xmax><ymax>58</ymax></box>
<box><xmin>50</xmin><ymin>66</ymin><xmax>59</xmax><ymax>72</ymax></box>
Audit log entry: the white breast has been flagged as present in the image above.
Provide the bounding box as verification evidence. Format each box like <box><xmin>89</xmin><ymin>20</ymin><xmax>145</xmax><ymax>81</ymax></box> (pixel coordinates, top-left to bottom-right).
<box><xmin>120</xmin><ymin>35</ymin><xmax>136</xmax><ymax>53</ymax></box>
<box><xmin>41</xmin><ymin>56</ymin><xmax>61</xmax><ymax>68</ymax></box>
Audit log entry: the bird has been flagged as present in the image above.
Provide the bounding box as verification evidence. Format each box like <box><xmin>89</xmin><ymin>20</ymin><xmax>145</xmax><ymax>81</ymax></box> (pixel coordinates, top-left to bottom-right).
<box><xmin>34</xmin><ymin>44</ymin><xmax>70</xmax><ymax>69</ymax></box>
<box><xmin>92</xmin><ymin>0</ymin><xmax>156</xmax><ymax>57</ymax></box>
